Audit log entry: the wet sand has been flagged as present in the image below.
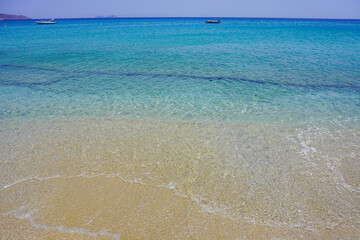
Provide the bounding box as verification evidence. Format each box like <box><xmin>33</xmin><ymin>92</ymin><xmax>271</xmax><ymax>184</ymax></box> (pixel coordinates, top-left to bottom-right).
<box><xmin>1</xmin><ymin>118</ymin><xmax>359</xmax><ymax>239</ymax></box>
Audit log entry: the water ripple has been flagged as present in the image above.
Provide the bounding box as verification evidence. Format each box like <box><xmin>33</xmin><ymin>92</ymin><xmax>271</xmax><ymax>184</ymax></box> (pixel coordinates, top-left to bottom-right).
<box><xmin>1</xmin><ymin>63</ymin><xmax>359</xmax><ymax>90</ymax></box>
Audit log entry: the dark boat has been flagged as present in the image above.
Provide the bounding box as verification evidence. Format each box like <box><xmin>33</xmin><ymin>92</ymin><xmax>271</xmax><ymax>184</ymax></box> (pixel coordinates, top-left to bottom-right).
<box><xmin>205</xmin><ymin>20</ymin><xmax>221</xmax><ymax>24</ymax></box>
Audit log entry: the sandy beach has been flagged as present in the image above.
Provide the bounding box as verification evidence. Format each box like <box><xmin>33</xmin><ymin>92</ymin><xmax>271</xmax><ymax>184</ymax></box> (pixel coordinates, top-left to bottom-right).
<box><xmin>1</xmin><ymin>118</ymin><xmax>359</xmax><ymax>239</ymax></box>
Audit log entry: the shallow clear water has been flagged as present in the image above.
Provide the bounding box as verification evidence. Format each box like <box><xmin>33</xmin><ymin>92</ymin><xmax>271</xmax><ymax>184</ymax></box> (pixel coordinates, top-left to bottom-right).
<box><xmin>0</xmin><ymin>18</ymin><xmax>360</xmax><ymax>239</ymax></box>
<box><xmin>1</xmin><ymin>18</ymin><xmax>360</xmax><ymax>125</ymax></box>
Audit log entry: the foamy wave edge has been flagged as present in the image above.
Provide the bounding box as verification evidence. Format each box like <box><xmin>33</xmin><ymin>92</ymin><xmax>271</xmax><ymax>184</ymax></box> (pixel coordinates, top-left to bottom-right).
<box><xmin>2</xmin><ymin>205</ymin><xmax>121</xmax><ymax>239</ymax></box>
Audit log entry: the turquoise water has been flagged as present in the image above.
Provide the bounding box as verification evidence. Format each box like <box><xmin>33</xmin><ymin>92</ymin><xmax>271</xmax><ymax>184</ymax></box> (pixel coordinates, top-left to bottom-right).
<box><xmin>1</xmin><ymin>18</ymin><xmax>359</xmax><ymax>125</ymax></box>
<box><xmin>1</xmin><ymin>18</ymin><xmax>360</xmax><ymax>238</ymax></box>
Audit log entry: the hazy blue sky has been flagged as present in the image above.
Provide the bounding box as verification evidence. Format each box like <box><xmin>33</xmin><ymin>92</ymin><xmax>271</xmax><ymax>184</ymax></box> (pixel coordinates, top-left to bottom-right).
<box><xmin>1</xmin><ymin>0</ymin><xmax>360</xmax><ymax>19</ymax></box>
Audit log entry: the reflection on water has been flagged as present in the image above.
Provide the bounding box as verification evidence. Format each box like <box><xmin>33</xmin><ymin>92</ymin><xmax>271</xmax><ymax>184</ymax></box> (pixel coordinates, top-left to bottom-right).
<box><xmin>1</xmin><ymin>118</ymin><xmax>359</xmax><ymax>239</ymax></box>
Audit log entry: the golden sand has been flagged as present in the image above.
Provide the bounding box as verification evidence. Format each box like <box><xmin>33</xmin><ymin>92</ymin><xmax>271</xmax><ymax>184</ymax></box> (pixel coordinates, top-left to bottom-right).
<box><xmin>0</xmin><ymin>118</ymin><xmax>359</xmax><ymax>239</ymax></box>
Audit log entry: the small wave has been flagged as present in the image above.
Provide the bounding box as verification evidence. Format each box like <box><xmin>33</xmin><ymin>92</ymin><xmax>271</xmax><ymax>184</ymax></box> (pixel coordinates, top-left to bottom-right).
<box><xmin>1</xmin><ymin>175</ymin><xmax>61</xmax><ymax>191</ymax></box>
<box><xmin>3</xmin><ymin>206</ymin><xmax>121</xmax><ymax>239</ymax></box>
<box><xmin>1</xmin><ymin>172</ymin><xmax>165</xmax><ymax>192</ymax></box>
<box><xmin>2</xmin><ymin>168</ymin><xmax>352</xmax><ymax>232</ymax></box>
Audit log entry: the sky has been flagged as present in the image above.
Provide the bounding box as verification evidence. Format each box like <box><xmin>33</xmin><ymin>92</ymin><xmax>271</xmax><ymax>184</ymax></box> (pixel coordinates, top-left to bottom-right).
<box><xmin>1</xmin><ymin>0</ymin><xmax>360</xmax><ymax>19</ymax></box>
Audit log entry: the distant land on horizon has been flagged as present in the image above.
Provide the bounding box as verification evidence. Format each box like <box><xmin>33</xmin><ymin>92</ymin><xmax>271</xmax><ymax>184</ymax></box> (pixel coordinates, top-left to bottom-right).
<box><xmin>95</xmin><ymin>15</ymin><xmax>117</xmax><ymax>18</ymax></box>
<box><xmin>0</xmin><ymin>13</ymin><xmax>31</xmax><ymax>20</ymax></box>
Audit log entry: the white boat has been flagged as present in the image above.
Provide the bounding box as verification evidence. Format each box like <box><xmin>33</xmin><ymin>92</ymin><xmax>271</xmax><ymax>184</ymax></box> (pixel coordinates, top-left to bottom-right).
<box><xmin>36</xmin><ymin>19</ymin><xmax>56</xmax><ymax>24</ymax></box>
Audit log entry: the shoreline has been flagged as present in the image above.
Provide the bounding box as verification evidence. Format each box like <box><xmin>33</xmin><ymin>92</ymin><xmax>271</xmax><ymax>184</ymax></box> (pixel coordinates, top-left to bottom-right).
<box><xmin>1</xmin><ymin>117</ymin><xmax>359</xmax><ymax>238</ymax></box>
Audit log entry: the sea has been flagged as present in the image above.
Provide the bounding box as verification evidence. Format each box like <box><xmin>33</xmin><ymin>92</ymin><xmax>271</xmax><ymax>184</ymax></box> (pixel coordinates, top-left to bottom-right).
<box><xmin>0</xmin><ymin>18</ymin><xmax>359</xmax><ymax>239</ymax></box>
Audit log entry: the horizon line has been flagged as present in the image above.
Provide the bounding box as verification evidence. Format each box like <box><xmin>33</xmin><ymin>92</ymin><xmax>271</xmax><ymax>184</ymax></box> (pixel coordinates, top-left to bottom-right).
<box><xmin>3</xmin><ymin>16</ymin><xmax>360</xmax><ymax>21</ymax></box>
